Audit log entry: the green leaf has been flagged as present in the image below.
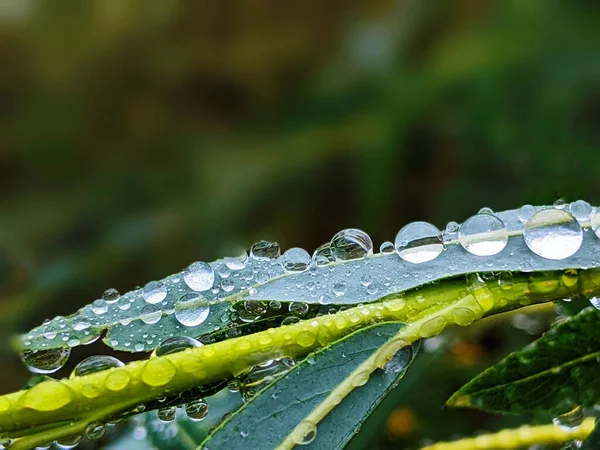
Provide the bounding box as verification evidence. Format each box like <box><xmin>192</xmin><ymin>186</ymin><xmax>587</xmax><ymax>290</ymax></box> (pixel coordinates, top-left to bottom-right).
<box><xmin>581</xmin><ymin>418</ymin><xmax>600</xmax><ymax>450</ymax></box>
<box><xmin>447</xmin><ymin>307</ymin><xmax>600</xmax><ymax>415</ymax></box>
<box><xmin>201</xmin><ymin>322</ymin><xmax>419</xmax><ymax>449</ymax></box>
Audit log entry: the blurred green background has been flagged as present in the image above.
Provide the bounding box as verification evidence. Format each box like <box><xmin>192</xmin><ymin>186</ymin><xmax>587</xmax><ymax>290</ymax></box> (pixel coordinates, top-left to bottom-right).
<box><xmin>0</xmin><ymin>1</ymin><xmax>598</xmax><ymax>448</ymax></box>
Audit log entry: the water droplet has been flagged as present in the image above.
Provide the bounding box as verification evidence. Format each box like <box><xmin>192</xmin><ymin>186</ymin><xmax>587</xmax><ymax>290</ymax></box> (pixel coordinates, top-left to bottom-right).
<box><xmin>561</xmin><ymin>269</ymin><xmax>578</xmax><ymax>288</ymax></box>
<box><xmin>330</xmin><ymin>229</ymin><xmax>373</xmax><ymax>260</ymax></box>
<box><xmin>418</xmin><ymin>316</ymin><xmax>447</xmax><ymax>338</ymax></box>
<box><xmin>294</xmin><ymin>420</ymin><xmax>317</xmax><ymax>445</ymax></box>
<box><xmin>140</xmin><ymin>305</ymin><xmax>162</xmax><ymax>324</ymax></box>
<box><xmin>158</xmin><ymin>406</ymin><xmax>177</xmax><ymax>422</ymax></box>
<box><xmin>452</xmin><ymin>307</ymin><xmax>477</xmax><ymax>326</ymax></box>
<box><xmin>592</xmin><ymin>210</ymin><xmax>600</xmax><ymax>239</ymax></box>
<box><xmin>296</xmin><ymin>330</ymin><xmax>316</xmax><ymax>347</ymax></box>
<box><xmin>142</xmin><ymin>358</ymin><xmax>176</xmax><ymax>386</ymax></box>
<box><xmin>105</xmin><ymin>368</ymin><xmax>130</xmax><ymax>391</ymax></box>
<box><xmin>498</xmin><ymin>272</ymin><xmax>514</xmax><ymax>290</ymax></box>
<box><xmin>281</xmin><ymin>247</ymin><xmax>311</xmax><ymax>272</ymax></box>
<box><xmin>518</xmin><ymin>204</ymin><xmax>536</xmax><ymax>223</ymax></box>
<box><xmin>143</xmin><ymin>281</ymin><xmax>167</xmax><ymax>304</ymax></box>
<box><xmin>55</xmin><ymin>435</ymin><xmax>82</xmax><ymax>449</ymax></box>
<box><xmin>524</xmin><ymin>209</ymin><xmax>582</xmax><ymax>260</ymax></box>
<box><xmin>225</xmin><ymin>251</ymin><xmax>248</xmax><ymax>270</ymax></box>
<box><xmin>185</xmin><ymin>398</ymin><xmax>209</xmax><ymax>421</ymax></box>
<box><xmin>554</xmin><ymin>199</ymin><xmax>567</xmax><ymax>210</ymax></box>
<box><xmin>85</xmin><ymin>422</ymin><xmax>105</xmax><ymax>440</ymax></box>
<box><xmin>570</xmin><ymin>200</ymin><xmax>592</xmax><ymax>221</ymax></box>
<box><xmin>333</xmin><ymin>282</ymin><xmax>346</xmax><ymax>297</ymax></box>
<box><xmin>250</xmin><ymin>240</ymin><xmax>280</xmax><ymax>260</ymax></box>
<box><xmin>458</xmin><ymin>214</ymin><xmax>508</xmax><ymax>256</ymax></box>
<box><xmin>91</xmin><ymin>299</ymin><xmax>108</xmax><ymax>315</ymax></box>
<box><xmin>312</xmin><ymin>243</ymin><xmax>334</xmax><ymax>266</ymax></box>
<box><xmin>153</xmin><ymin>336</ymin><xmax>202</xmax><ymax>357</ymax></box>
<box><xmin>22</xmin><ymin>348</ymin><xmax>71</xmax><ymax>374</ymax></box>
<box><xmin>269</xmin><ymin>300</ymin><xmax>282</xmax><ymax>311</ymax></box>
<box><xmin>351</xmin><ymin>371</ymin><xmax>369</xmax><ymax>387</ymax></box>
<box><xmin>384</xmin><ymin>342</ymin><xmax>413</xmax><ymax>373</ymax></box>
<box><xmin>379</xmin><ymin>241</ymin><xmax>395</xmax><ymax>254</ymax></box>
<box><xmin>360</xmin><ymin>274</ymin><xmax>373</xmax><ymax>287</ymax></box>
<box><xmin>395</xmin><ymin>222</ymin><xmax>443</xmax><ymax>264</ymax></box>
<box><xmin>553</xmin><ymin>405</ymin><xmax>584</xmax><ymax>431</ymax></box>
<box><xmin>589</xmin><ymin>297</ymin><xmax>600</xmax><ymax>309</ymax></box>
<box><xmin>243</xmin><ymin>300</ymin><xmax>268</xmax><ymax>317</ymax></box>
<box><xmin>19</xmin><ymin>380</ymin><xmax>74</xmax><ymax>411</ymax></box>
<box><xmin>43</xmin><ymin>324</ymin><xmax>57</xmax><ymax>340</ymax></box>
<box><xmin>221</xmin><ymin>279</ymin><xmax>235</xmax><ymax>292</ymax></box>
<box><xmin>289</xmin><ymin>302</ymin><xmax>309</xmax><ymax>317</ymax></box>
<box><xmin>71</xmin><ymin>355</ymin><xmax>123</xmax><ymax>378</ymax></box>
<box><xmin>183</xmin><ymin>262</ymin><xmax>215</xmax><ymax>292</ymax></box>
<box><xmin>175</xmin><ymin>293</ymin><xmax>210</xmax><ymax>327</ymax></box>
<box><xmin>102</xmin><ymin>288</ymin><xmax>120</xmax><ymax>303</ymax></box>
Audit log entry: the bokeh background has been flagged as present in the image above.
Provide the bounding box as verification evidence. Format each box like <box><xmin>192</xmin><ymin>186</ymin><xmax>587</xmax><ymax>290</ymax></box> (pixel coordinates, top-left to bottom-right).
<box><xmin>0</xmin><ymin>1</ymin><xmax>599</xmax><ymax>448</ymax></box>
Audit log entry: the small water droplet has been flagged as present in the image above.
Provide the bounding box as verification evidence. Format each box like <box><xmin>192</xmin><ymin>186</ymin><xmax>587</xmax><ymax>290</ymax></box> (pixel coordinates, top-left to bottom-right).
<box><xmin>333</xmin><ymin>282</ymin><xmax>346</xmax><ymax>297</ymax></box>
<box><xmin>175</xmin><ymin>293</ymin><xmax>210</xmax><ymax>327</ymax></box>
<box><xmin>102</xmin><ymin>288</ymin><xmax>120</xmax><ymax>303</ymax></box>
<box><xmin>183</xmin><ymin>262</ymin><xmax>215</xmax><ymax>292</ymax></box>
<box><xmin>85</xmin><ymin>422</ymin><xmax>106</xmax><ymax>440</ymax></box>
<box><xmin>395</xmin><ymin>222</ymin><xmax>443</xmax><ymax>264</ymax></box>
<box><xmin>294</xmin><ymin>420</ymin><xmax>317</xmax><ymax>445</ymax></box>
<box><xmin>55</xmin><ymin>435</ymin><xmax>82</xmax><ymax>449</ymax></box>
<box><xmin>280</xmin><ymin>247</ymin><xmax>311</xmax><ymax>273</ymax></box>
<box><xmin>153</xmin><ymin>336</ymin><xmax>202</xmax><ymax>357</ymax></box>
<box><xmin>22</xmin><ymin>348</ymin><xmax>71</xmax><ymax>374</ymax></box>
<box><xmin>158</xmin><ymin>406</ymin><xmax>177</xmax><ymax>422</ymax></box>
<box><xmin>289</xmin><ymin>302</ymin><xmax>309</xmax><ymax>317</ymax></box>
<box><xmin>554</xmin><ymin>199</ymin><xmax>567</xmax><ymax>210</ymax></box>
<box><xmin>225</xmin><ymin>251</ymin><xmax>248</xmax><ymax>270</ymax></box>
<box><xmin>105</xmin><ymin>368</ymin><xmax>130</xmax><ymax>391</ymax></box>
<box><xmin>71</xmin><ymin>355</ymin><xmax>123</xmax><ymax>378</ymax></box>
<box><xmin>570</xmin><ymin>200</ymin><xmax>592</xmax><ymax>221</ymax></box>
<box><xmin>553</xmin><ymin>405</ymin><xmax>584</xmax><ymax>431</ymax></box>
<box><xmin>360</xmin><ymin>274</ymin><xmax>372</xmax><ymax>287</ymax></box>
<box><xmin>498</xmin><ymin>272</ymin><xmax>514</xmax><ymax>290</ymax></box>
<box><xmin>379</xmin><ymin>241</ymin><xmax>395</xmax><ymax>254</ymax></box>
<box><xmin>524</xmin><ymin>209</ymin><xmax>582</xmax><ymax>260</ymax></box>
<box><xmin>250</xmin><ymin>240</ymin><xmax>280</xmax><ymax>260</ymax></box>
<box><xmin>383</xmin><ymin>342</ymin><xmax>413</xmax><ymax>373</ymax></box>
<box><xmin>330</xmin><ymin>229</ymin><xmax>373</xmax><ymax>260</ymax></box>
<box><xmin>143</xmin><ymin>281</ymin><xmax>167</xmax><ymax>304</ymax></box>
<box><xmin>185</xmin><ymin>398</ymin><xmax>209</xmax><ymax>421</ymax></box>
<box><xmin>269</xmin><ymin>300</ymin><xmax>282</xmax><ymax>311</ymax></box>
<box><xmin>221</xmin><ymin>278</ymin><xmax>235</xmax><ymax>292</ymax></box>
<box><xmin>140</xmin><ymin>305</ymin><xmax>162</xmax><ymax>324</ymax></box>
<box><xmin>518</xmin><ymin>204</ymin><xmax>536</xmax><ymax>223</ymax></box>
<box><xmin>91</xmin><ymin>299</ymin><xmax>108</xmax><ymax>315</ymax></box>
<box><xmin>592</xmin><ymin>209</ymin><xmax>600</xmax><ymax>239</ymax></box>
<box><xmin>459</xmin><ymin>214</ymin><xmax>508</xmax><ymax>256</ymax></box>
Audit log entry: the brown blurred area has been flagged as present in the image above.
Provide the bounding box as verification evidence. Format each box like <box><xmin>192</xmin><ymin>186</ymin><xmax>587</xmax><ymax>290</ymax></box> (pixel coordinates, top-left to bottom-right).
<box><xmin>0</xmin><ymin>1</ymin><xmax>598</xmax><ymax>447</ymax></box>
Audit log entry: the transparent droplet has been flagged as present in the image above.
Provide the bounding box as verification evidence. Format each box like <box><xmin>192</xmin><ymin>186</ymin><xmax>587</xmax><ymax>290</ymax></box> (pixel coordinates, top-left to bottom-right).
<box><xmin>458</xmin><ymin>214</ymin><xmax>508</xmax><ymax>256</ymax></box>
<box><xmin>140</xmin><ymin>305</ymin><xmax>162</xmax><ymax>325</ymax></box>
<box><xmin>498</xmin><ymin>272</ymin><xmax>514</xmax><ymax>290</ymax></box>
<box><xmin>553</xmin><ymin>405</ymin><xmax>584</xmax><ymax>431</ymax></box>
<box><xmin>379</xmin><ymin>241</ymin><xmax>395</xmax><ymax>254</ymax></box>
<box><xmin>524</xmin><ymin>209</ymin><xmax>583</xmax><ymax>260</ymax></box>
<box><xmin>91</xmin><ymin>299</ymin><xmax>108</xmax><ymax>315</ymax></box>
<box><xmin>333</xmin><ymin>282</ymin><xmax>346</xmax><ymax>297</ymax></box>
<box><xmin>269</xmin><ymin>300</ymin><xmax>282</xmax><ymax>311</ymax></box>
<box><xmin>250</xmin><ymin>240</ymin><xmax>280</xmax><ymax>260</ymax></box>
<box><xmin>175</xmin><ymin>293</ymin><xmax>210</xmax><ymax>327</ymax></box>
<box><xmin>592</xmin><ymin>210</ymin><xmax>600</xmax><ymax>239</ymax></box>
<box><xmin>71</xmin><ymin>355</ymin><xmax>123</xmax><ymax>378</ymax></box>
<box><xmin>85</xmin><ymin>422</ymin><xmax>105</xmax><ymax>440</ymax></box>
<box><xmin>360</xmin><ymin>274</ymin><xmax>372</xmax><ymax>287</ymax></box>
<box><xmin>225</xmin><ymin>251</ymin><xmax>248</xmax><ymax>270</ymax></box>
<box><xmin>518</xmin><ymin>204</ymin><xmax>536</xmax><ymax>223</ymax></box>
<box><xmin>383</xmin><ymin>342</ymin><xmax>414</xmax><ymax>374</ymax></box>
<box><xmin>395</xmin><ymin>222</ymin><xmax>443</xmax><ymax>264</ymax></box>
<box><xmin>589</xmin><ymin>297</ymin><xmax>600</xmax><ymax>310</ymax></box>
<box><xmin>158</xmin><ymin>406</ymin><xmax>177</xmax><ymax>422</ymax></box>
<box><xmin>280</xmin><ymin>248</ymin><xmax>311</xmax><ymax>273</ymax></box>
<box><xmin>244</xmin><ymin>300</ymin><xmax>268</xmax><ymax>316</ymax></box>
<box><xmin>294</xmin><ymin>420</ymin><xmax>317</xmax><ymax>445</ymax></box>
<box><xmin>143</xmin><ymin>281</ymin><xmax>167</xmax><ymax>304</ymax></box>
<box><xmin>55</xmin><ymin>435</ymin><xmax>82</xmax><ymax>449</ymax></box>
<box><xmin>313</xmin><ymin>243</ymin><xmax>335</xmax><ymax>266</ymax></box>
<box><xmin>22</xmin><ymin>348</ymin><xmax>71</xmax><ymax>374</ymax></box>
<box><xmin>289</xmin><ymin>302</ymin><xmax>309</xmax><ymax>317</ymax></box>
<box><xmin>185</xmin><ymin>399</ymin><xmax>209</xmax><ymax>421</ymax></box>
<box><xmin>554</xmin><ymin>199</ymin><xmax>567</xmax><ymax>210</ymax></box>
<box><xmin>330</xmin><ymin>229</ymin><xmax>373</xmax><ymax>260</ymax></box>
<box><xmin>221</xmin><ymin>279</ymin><xmax>235</xmax><ymax>292</ymax></box>
<box><xmin>445</xmin><ymin>221</ymin><xmax>459</xmax><ymax>233</ymax></box>
<box><xmin>153</xmin><ymin>336</ymin><xmax>202</xmax><ymax>357</ymax></box>
<box><xmin>569</xmin><ymin>200</ymin><xmax>592</xmax><ymax>221</ymax></box>
<box><xmin>238</xmin><ymin>358</ymin><xmax>296</xmax><ymax>401</ymax></box>
<box><xmin>183</xmin><ymin>262</ymin><xmax>215</xmax><ymax>292</ymax></box>
<box><xmin>102</xmin><ymin>288</ymin><xmax>120</xmax><ymax>303</ymax></box>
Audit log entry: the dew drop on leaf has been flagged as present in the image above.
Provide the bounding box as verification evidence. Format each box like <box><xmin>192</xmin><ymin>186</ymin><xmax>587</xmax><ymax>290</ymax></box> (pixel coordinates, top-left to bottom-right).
<box><xmin>250</xmin><ymin>240</ymin><xmax>280</xmax><ymax>260</ymax></box>
<box><xmin>379</xmin><ymin>241</ymin><xmax>395</xmax><ymax>254</ymax></box>
<box><xmin>553</xmin><ymin>405</ymin><xmax>584</xmax><ymax>431</ymax></box>
<box><xmin>592</xmin><ymin>209</ymin><xmax>600</xmax><ymax>239</ymax></box>
<box><xmin>55</xmin><ymin>435</ymin><xmax>82</xmax><ymax>449</ymax></box>
<box><xmin>280</xmin><ymin>247</ymin><xmax>311</xmax><ymax>273</ymax></box>
<box><xmin>71</xmin><ymin>355</ymin><xmax>123</xmax><ymax>378</ymax></box>
<box><xmin>383</xmin><ymin>342</ymin><xmax>413</xmax><ymax>374</ymax></box>
<box><xmin>313</xmin><ymin>243</ymin><xmax>335</xmax><ymax>266</ymax></box>
<box><xmin>569</xmin><ymin>200</ymin><xmax>592</xmax><ymax>221</ymax></box>
<box><xmin>517</xmin><ymin>204</ymin><xmax>536</xmax><ymax>223</ymax></box>
<box><xmin>225</xmin><ymin>251</ymin><xmax>248</xmax><ymax>270</ymax></box>
<box><xmin>142</xmin><ymin>358</ymin><xmax>177</xmax><ymax>386</ymax></box>
<box><xmin>158</xmin><ymin>406</ymin><xmax>177</xmax><ymax>422</ymax></box>
<box><xmin>85</xmin><ymin>422</ymin><xmax>106</xmax><ymax>440</ymax></box>
<box><xmin>183</xmin><ymin>262</ymin><xmax>215</xmax><ymax>292</ymax></box>
<box><xmin>395</xmin><ymin>222</ymin><xmax>443</xmax><ymax>264</ymax></box>
<box><xmin>140</xmin><ymin>304</ymin><xmax>162</xmax><ymax>324</ymax></box>
<box><xmin>174</xmin><ymin>293</ymin><xmax>210</xmax><ymax>327</ymax></box>
<box><xmin>589</xmin><ymin>297</ymin><xmax>600</xmax><ymax>310</ymax></box>
<box><xmin>330</xmin><ymin>229</ymin><xmax>373</xmax><ymax>260</ymax></box>
<box><xmin>22</xmin><ymin>348</ymin><xmax>71</xmax><ymax>374</ymax></box>
<box><xmin>185</xmin><ymin>398</ymin><xmax>209</xmax><ymax>421</ymax></box>
<box><xmin>105</xmin><ymin>368</ymin><xmax>131</xmax><ymax>391</ymax></box>
<box><xmin>524</xmin><ymin>209</ymin><xmax>582</xmax><ymax>260</ymax></box>
<box><xmin>91</xmin><ymin>299</ymin><xmax>108</xmax><ymax>315</ymax></box>
<box><xmin>153</xmin><ymin>336</ymin><xmax>202</xmax><ymax>357</ymax></box>
<box><xmin>289</xmin><ymin>302</ymin><xmax>309</xmax><ymax>317</ymax></box>
<box><xmin>498</xmin><ymin>272</ymin><xmax>514</xmax><ymax>290</ymax></box>
<box><xmin>143</xmin><ymin>281</ymin><xmax>167</xmax><ymax>304</ymax></box>
<box><xmin>458</xmin><ymin>213</ymin><xmax>508</xmax><ymax>256</ymax></box>
<box><xmin>102</xmin><ymin>288</ymin><xmax>120</xmax><ymax>303</ymax></box>
<box><xmin>294</xmin><ymin>420</ymin><xmax>317</xmax><ymax>445</ymax></box>
<box><xmin>19</xmin><ymin>380</ymin><xmax>74</xmax><ymax>411</ymax></box>
<box><xmin>333</xmin><ymin>282</ymin><xmax>346</xmax><ymax>297</ymax></box>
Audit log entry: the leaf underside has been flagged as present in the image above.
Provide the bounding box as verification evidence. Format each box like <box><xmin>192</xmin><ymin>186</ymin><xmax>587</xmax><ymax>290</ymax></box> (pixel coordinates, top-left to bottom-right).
<box><xmin>447</xmin><ymin>307</ymin><xmax>600</xmax><ymax>415</ymax></box>
<box><xmin>202</xmin><ymin>322</ymin><xmax>419</xmax><ymax>450</ymax></box>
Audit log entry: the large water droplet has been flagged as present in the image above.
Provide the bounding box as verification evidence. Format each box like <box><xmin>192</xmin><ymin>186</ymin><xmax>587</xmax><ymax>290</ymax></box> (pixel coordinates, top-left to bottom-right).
<box><xmin>143</xmin><ymin>281</ymin><xmax>167</xmax><ymax>304</ymax></box>
<box><xmin>91</xmin><ymin>299</ymin><xmax>108</xmax><ymax>315</ymax></box>
<box><xmin>280</xmin><ymin>248</ymin><xmax>311</xmax><ymax>273</ymax></box>
<box><xmin>142</xmin><ymin>358</ymin><xmax>176</xmax><ymax>386</ymax></box>
<box><xmin>592</xmin><ymin>209</ymin><xmax>600</xmax><ymax>239</ymax></box>
<box><xmin>458</xmin><ymin>213</ymin><xmax>508</xmax><ymax>256</ymax></box>
<box><xmin>294</xmin><ymin>420</ymin><xmax>317</xmax><ymax>445</ymax></box>
<box><xmin>330</xmin><ymin>229</ymin><xmax>373</xmax><ymax>260</ymax></box>
<box><xmin>71</xmin><ymin>355</ymin><xmax>123</xmax><ymax>378</ymax></box>
<box><xmin>250</xmin><ymin>240</ymin><xmax>280</xmax><ymax>260</ymax></box>
<box><xmin>517</xmin><ymin>204</ymin><xmax>536</xmax><ymax>223</ymax></box>
<box><xmin>19</xmin><ymin>380</ymin><xmax>74</xmax><ymax>411</ymax></box>
<box><xmin>570</xmin><ymin>200</ymin><xmax>592</xmax><ymax>221</ymax></box>
<box><xmin>553</xmin><ymin>405</ymin><xmax>584</xmax><ymax>431</ymax></box>
<box><xmin>22</xmin><ymin>348</ymin><xmax>71</xmax><ymax>374</ymax></box>
<box><xmin>395</xmin><ymin>222</ymin><xmax>443</xmax><ymax>264</ymax></box>
<box><xmin>183</xmin><ymin>262</ymin><xmax>215</xmax><ymax>292</ymax></box>
<box><xmin>383</xmin><ymin>342</ymin><xmax>413</xmax><ymax>374</ymax></box>
<box><xmin>185</xmin><ymin>398</ymin><xmax>209</xmax><ymax>421</ymax></box>
<box><xmin>524</xmin><ymin>209</ymin><xmax>582</xmax><ymax>260</ymax></box>
<box><xmin>85</xmin><ymin>422</ymin><xmax>106</xmax><ymax>440</ymax></box>
<box><xmin>312</xmin><ymin>243</ymin><xmax>335</xmax><ymax>266</ymax></box>
<box><xmin>175</xmin><ymin>293</ymin><xmax>210</xmax><ymax>327</ymax></box>
<box><xmin>140</xmin><ymin>305</ymin><xmax>162</xmax><ymax>324</ymax></box>
<box><xmin>225</xmin><ymin>251</ymin><xmax>248</xmax><ymax>270</ymax></box>
<box><xmin>153</xmin><ymin>336</ymin><xmax>202</xmax><ymax>357</ymax></box>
